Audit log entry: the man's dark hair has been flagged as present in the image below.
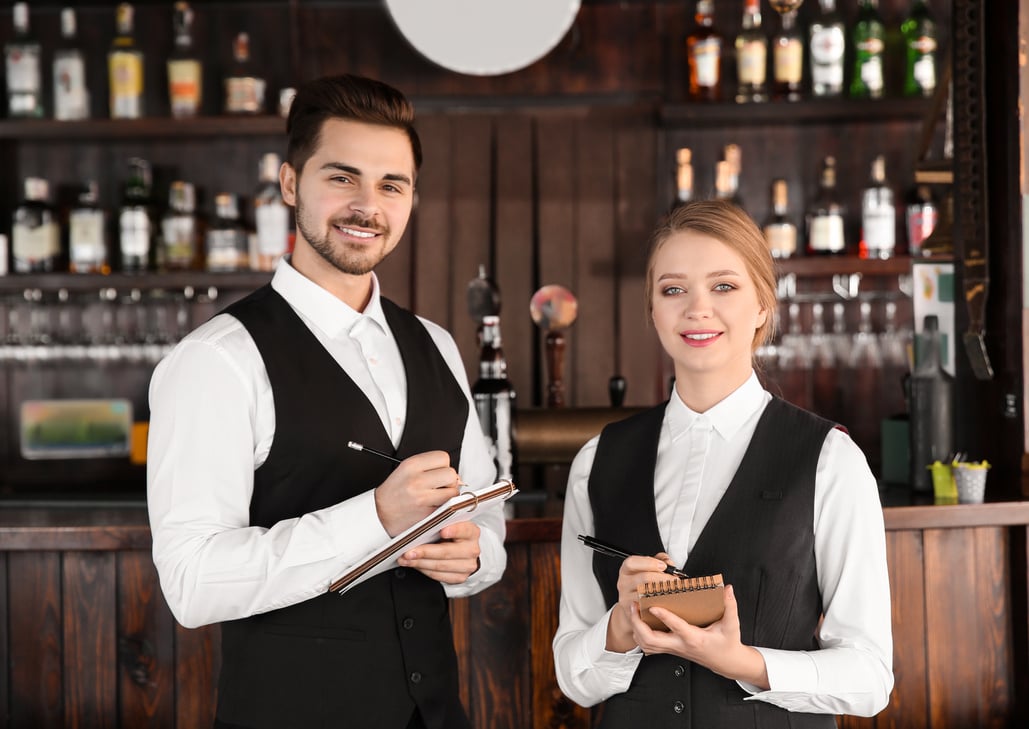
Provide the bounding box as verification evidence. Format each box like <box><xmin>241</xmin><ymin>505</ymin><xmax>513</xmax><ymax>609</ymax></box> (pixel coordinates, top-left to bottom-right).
<box><xmin>286</xmin><ymin>74</ymin><xmax>422</xmax><ymax>177</ymax></box>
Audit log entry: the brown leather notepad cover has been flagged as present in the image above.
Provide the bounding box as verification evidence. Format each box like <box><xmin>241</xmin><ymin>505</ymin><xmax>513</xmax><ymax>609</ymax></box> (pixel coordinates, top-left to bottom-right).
<box><xmin>637</xmin><ymin>573</ymin><xmax>724</xmax><ymax>631</ymax></box>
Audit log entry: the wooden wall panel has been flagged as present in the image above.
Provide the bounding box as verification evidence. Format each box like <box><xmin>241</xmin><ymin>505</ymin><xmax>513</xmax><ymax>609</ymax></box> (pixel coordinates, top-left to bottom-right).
<box><xmin>0</xmin><ymin>554</ymin><xmax>7</xmax><ymax>728</ymax></box>
<box><xmin>411</xmin><ymin>114</ymin><xmax>454</xmax><ymax>327</ymax></box>
<box><xmin>62</xmin><ymin>552</ymin><xmax>117</xmax><ymax>729</ymax></box>
<box><xmin>973</xmin><ymin>527</ymin><xmax>1014</xmax><ymax>729</ymax></box>
<box><xmin>117</xmin><ymin>552</ymin><xmax>175</xmax><ymax>728</ymax></box>
<box><xmin>173</xmin><ymin>623</ymin><xmax>219</xmax><ymax>729</ymax></box>
<box><xmin>8</xmin><ymin>552</ymin><xmax>63</xmax><ymax>728</ymax></box>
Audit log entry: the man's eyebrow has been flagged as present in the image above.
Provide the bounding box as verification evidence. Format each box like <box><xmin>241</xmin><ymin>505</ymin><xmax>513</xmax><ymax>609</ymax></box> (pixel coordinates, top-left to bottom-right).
<box><xmin>320</xmin><ymin>162</ymin><xmax>412</xmax><ymax>187</ymax></box>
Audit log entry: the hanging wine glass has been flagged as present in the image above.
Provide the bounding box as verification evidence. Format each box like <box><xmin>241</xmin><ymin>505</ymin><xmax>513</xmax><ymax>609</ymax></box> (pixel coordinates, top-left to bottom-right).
<box><xmin>768</xmin><ymin>0</ymin><xmax>803</xmax><ymax>15</ymax></box>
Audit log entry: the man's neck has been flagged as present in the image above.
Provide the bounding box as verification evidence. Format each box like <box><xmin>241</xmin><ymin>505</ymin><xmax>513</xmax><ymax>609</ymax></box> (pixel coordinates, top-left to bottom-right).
<box><xmin>291</xmin><ymin>246</ymin><xmax>374</xmax><ymax>312</ymax></box>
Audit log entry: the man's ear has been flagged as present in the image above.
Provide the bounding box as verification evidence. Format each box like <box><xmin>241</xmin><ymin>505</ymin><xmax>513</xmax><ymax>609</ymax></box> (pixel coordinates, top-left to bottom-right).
<box><xmin>280</xmin><ymin>163</ymin><xmax>297</xmax><ymax>206</ymax></box>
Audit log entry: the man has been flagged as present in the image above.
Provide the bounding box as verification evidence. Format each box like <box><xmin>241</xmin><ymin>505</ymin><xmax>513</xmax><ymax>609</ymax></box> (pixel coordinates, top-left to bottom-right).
<box><xmin>147</xmin><ymin>74</ymin><xmax>506</xmax><ymax>729</ymax></box>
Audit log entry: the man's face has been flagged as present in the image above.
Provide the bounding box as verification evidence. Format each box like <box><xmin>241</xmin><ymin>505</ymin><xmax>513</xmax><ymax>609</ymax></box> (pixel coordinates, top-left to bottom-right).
<box><xmin>281</xmin><ymin>118</ymin><xmax>416</xmax><ymax>276</ymax></box>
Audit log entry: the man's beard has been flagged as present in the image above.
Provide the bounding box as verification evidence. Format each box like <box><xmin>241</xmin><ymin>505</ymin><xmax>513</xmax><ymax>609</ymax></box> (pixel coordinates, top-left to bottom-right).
<box><xmin>295</xmin><ymin>196</ymin><xmax>392</xmax><ymax>276</ymax></box>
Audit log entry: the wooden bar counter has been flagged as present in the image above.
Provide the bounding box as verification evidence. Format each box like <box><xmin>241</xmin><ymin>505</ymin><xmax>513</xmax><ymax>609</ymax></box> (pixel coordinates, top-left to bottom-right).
<box><xmin>0</xmin><ymin>499</ymin><xmax>1026</xmax><ymax>729</ymax></box>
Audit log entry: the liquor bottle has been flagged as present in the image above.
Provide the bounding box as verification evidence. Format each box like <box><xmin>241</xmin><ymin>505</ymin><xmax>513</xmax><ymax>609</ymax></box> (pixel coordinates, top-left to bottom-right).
<box><xmin>806</xmin><ymin>156</ymin><xmax>846</xmax><ymax>255</ymax></box>
<box><xmin>53</xmin><ymin>8</ymin><xmax>90</xmax><ymax>121</ymax></box>
<box><xmin>69</xmin><ymin>182</ymin><xmax>110</xmax><ymax>274</ymax></box>
<box><xmin>860</xmin><ymin>155</ymin><xmax>896</xmax><ymax>259</ymax></box>
<box><xmin>902</xmin><ymin>0</ymin><xmax>937</xmax><ymax>98</ymax></box>
<box><xmin>809</xmin><ymin>0</ymin><xmax>846</xmax><ymax>98</ymax></box>
<box><xmin>763</xmin><ymin>178</ymin><xmax>797</xmax><ymax>258</ymax></box>
<box><xmin>905</xmin><ymin>184</ymin><xmax>937</xmax><ymax>257</ymax></box>
<box><xmin>167</xmin><ymin>2</ymin><xmax>202</xmax><ymax>119</ymax></box>
<box><xmin>108</xmin><ymin>3</ymin><xmax>145</xmax><ymax>119</ymax></box>
<box><xmin>12</xmin><ymin>178</ymin><xmax>60</xmax><ymax>273</ymax></box>
<box><xmin>908</xmin><ymin>314</ymin><xmax>953</xmax><ymax>492</ymax></box>
<box><xmin>4</xmin><ymin>3</ymin><xmax>43</xmax><ymax>118</ymax></box>
<box><xmin>734</xmin><ymin>0</ymin><xmax>767</xmax><ymax>104</ymax></box>
<box><xmin>850</xmin><ymin>0</ymin><xmax>885</xmax><ymax>99</ymax></box>
<box><xmin>772</xmin><ymin>10</ymin><xmax>803</xmax><ymax>102</ymax></box>
<box><xmin>672</xmin><ymin>147</ymin><xmax>694</xmax><ymax>210</ymax></box>
<box><xmin>714</xmin><ymin>144</ymin><xmax>743</xmax><ymax>207</ymax></box>
<box><xmin>472</xmin><ymin>315</ymin><xmax>517</xmax><ymax>483</ymax></box>
<box><xmin>206</xmin><ymin>193</ymin><xmax>248</xmax><ymax>271</ymax></box>
<box><xmin>119</xmin><ymin>158</ymin><xmax>154</xmax><ymax>272</ymax></box>
<box><xmin>224</xmin><ymin>33</ymin><xmax>266</xmax><ymax>114</ymax></box>
<box><xmin>161</xmin><ymin>181</ymin><xmax>199</xmax><ymax>270</ymax></box>
<box><xmin>254</xmin><ymin>153</ymin><xmax>290</xmax><ymax>271</ymax></box>
<box><xmin>686</xmin><ymin>0</ymin><xmax>723</xmax><ymax>102</ymax></box>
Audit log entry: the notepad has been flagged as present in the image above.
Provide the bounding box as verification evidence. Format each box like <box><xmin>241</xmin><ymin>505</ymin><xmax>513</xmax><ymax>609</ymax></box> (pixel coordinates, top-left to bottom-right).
<box><xmin>329</xmin><ymin>479</ymin><xmax>518</xmax><ymax>595</ymax></box>
<box><xmin>637</xmin><ymin>573</ymin><xmax>725</xmax><ymax>630</ymax></box>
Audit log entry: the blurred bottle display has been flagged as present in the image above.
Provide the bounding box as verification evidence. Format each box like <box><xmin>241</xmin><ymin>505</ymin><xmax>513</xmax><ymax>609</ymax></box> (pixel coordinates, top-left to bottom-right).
<box><xmin>806</xmin><ymin>156</ymin><xmax>846</xmax><ymax>255</ymax></box>
<box><xmin>686</xmin><ymin>0</ymin><xmax>723</xmax><ymax>102</ymax></box>
<box><xmin>850</xmin><ymin>0</ymin><xmax>885</xmax><ymax>99</ymax></box>
<box><xmin>4</xmin><ymin>2</ymin><xmax>43</xmax><ymax>118</ymax></box>
<box><xmin>902</xmin><ymin>0</ymin><xmax>937</xmax><ymax>98</ymax></box>
<box><xmin>53</xmin><ymin>8</ymin><xmax>90</xmax><ymax>121</ymax></box>
<box><xmin>224</xmin><ymin>32</ymin><xmax>266</xmax><ymax>114</ymax></box>
<box><xmin>734</xmin><ymin>0</ymin><xmax>767</xmax><ymax>104</ymax></box>
<box><xmin>206</xmin><ymin>193</ymin><xmax>248</xmax><ymax>271</ymax></box>
<box><xmin>672</xmin><ymin>147</ymin><xmax>694</xmax><ymax>210</ymax></box>
<box><xmin>254</xmin><ymin>153</ymin><xmax>290</xmax><ymax>271</ymax></box>
<box><xmin>167</xmin><ymin>2</ymin><xmax>202</xmax><ymax>119</ymax></box>
<box><xmin>69</xmin><ymin>181</ymin><xmax>110</xmax><ymax>274</ymax></box>
<box><xmin>905</xmin><ymin>184</ymin><xmax>938</xmax><ymax>256</ymax></box>
<box><xmin>714</xmin><ymin>144</ymin><xmax>743</xmax><ymax>207</ymax></box>
<box><xmin>908</xmin><ymin>314</ymin><xmax>953</xmax><ymax>492</ymax></box>
<box><xmin>472</xmin><ymin>315</ymin><xmax>516</xmax><ymax>483</ymax></box>
<box><xmin>161</xmin><ymin>181</ymin><xmax>200</xmax><ymax>270</ymax></box>
<box><xmin>108</xmin><ymin>3</ymin><xmax>145</xmax><ymax>119</ymax></box>
<box><xmin>763</xmin><ymin>178</ymin><xmax>797</xmax><ymax>259</ymax></box>
<box><xmin>119</xmin><ymin>158</ymin><xmax>155</xmax><ymax>272</ymax></box>
<box><xmin>809</xmin><ymin>0</ymin><xmax>846</xmax><ymax>98</ymax></box>
<box><xmin>772</xmin><ymin>10</ymin><xmax>803</xmax><ymax>101</ymax></box>
<box><xmin>860</xmin><ymin>155</ymin><xmax>896</xmax><ymax>259</ymax></box>
<box><xmin>12</xmin><ymin>177</ymin><xmax>60</xmax><ymax>273</ymax></box>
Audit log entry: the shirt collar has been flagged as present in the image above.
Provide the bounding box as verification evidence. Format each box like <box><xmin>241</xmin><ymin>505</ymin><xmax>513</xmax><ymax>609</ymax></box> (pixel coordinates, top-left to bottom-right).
<box><xmin>270</xmin><ymin>256</ymin><xmax>390</xmax><ymax>339</ymax></box>
<box><xmin>666</xmin><ymin>371</ymin><xmax>766</xmax><ymax>442</ymax></box>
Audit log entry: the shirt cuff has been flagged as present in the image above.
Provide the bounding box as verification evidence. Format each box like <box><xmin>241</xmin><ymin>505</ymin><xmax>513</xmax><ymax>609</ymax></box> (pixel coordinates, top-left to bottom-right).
<box><xmin>585</xmin><ymin>610</ymin><xmax>644</xmax><ymax>675</ymax></box>
<box><xmin>325</xmin><ymin>489</ymin><xmax>391</xmax><ymax>560</ymax></box>
<box><xmin>444</xmin><ymin>521</ymin><xmax>504</xmax><ymax>597</ymax></box>
<box><xmin>740</xmin><ymin>647</ymin><xmax>818</xmax><ymax>696</ymax></box>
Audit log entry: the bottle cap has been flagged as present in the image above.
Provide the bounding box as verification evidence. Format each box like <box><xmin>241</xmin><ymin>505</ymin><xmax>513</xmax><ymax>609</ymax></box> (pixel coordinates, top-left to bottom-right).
<box><xmin>24</xmin><ymin>177</ymin><xmax>49</xmax><ymax>202</ymax></box>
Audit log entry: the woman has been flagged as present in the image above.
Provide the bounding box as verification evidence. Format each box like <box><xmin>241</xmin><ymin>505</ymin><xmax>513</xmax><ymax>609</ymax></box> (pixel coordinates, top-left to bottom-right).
<box><xmin>553</xmin><ymin>200</ymin><xmax>893</xmax><ymax>727</ymax></box>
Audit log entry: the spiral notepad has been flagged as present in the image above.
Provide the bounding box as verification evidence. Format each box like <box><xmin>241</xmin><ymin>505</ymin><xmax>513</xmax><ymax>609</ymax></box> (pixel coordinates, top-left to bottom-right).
<box><xmin>637</xmin><ymin>573</ymin><xmax>724</xmax><ymax>631</ymax></box>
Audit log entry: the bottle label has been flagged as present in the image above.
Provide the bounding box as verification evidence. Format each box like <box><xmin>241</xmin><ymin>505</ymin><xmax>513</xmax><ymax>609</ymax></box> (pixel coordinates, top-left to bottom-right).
<box><xmin>862</xmin><ymin>210</ymin><xmax>895</xmax><ymax>253</ymax></box>
<box><xmin>54</xmin><ymin>54</ymin><xmax>89</xmax><ymax>120</ymax></box>
<box><xmin>109</xmin><ymin>52</ymin><xmax>143</xmax><ymax>118</ymax></box>
<box><xmin>120</xmin><ymin>208</ymin><xmax>151</xmax><ymax>257</ymax></box>
<box><xmin>13</xmin><ymin>221</ymin><xmax>60</xmax><ymax>265</ymax></box>
<box><xmin>913</xmin><ymin>55</ymin><xmax>936</xmax><ymax>92</ymax></box>
<box><xmin>5</xmin><ymin>44</ymin><xmax>41</xmax><ymax>93</ymax></box>
<box><xmin>810</xmin><ymin>27</ymin><xmax>844</xmax><ymax>87</ymax></box>
<box><xmin>225</xmin><ymin>77</ymin><xmax>266</xmax><ymax>114</ymax></box>
<box><xmin>809</xmin><ymin>214</ymin><xmax>845</xmax><ymax>252</ymax></box>
<box><xmin>167</xmin><ymin>59</ymin><xmax>202</xmax><ymax>117</ymax></box>
<box><xmin>764</xmin><ymin>223</ymin><xmax>797</xmax><ymax>258</ymax></box>
<box><xmin>737</xmin><ymin>40</ymin><xmax>766</xmax><ymax>85</ymax></box>
<box><xmin>774</xmin><ymin>39</ymin><xmax>803</xmax><ymax>84</ymax></box>
<box><xmin>691</xmin><ymin>39</ymin><xmax>721</xmax><ymax>87</ymax></box>
<box><xmin>906</xmin><ymin>204</ymin><xmax>938</xmax><ymax>255</ymax></box>
<box><xmin>206</xmin><ymin>229</ymin><xmax>246</xmax><ymax>271</ymax></box>
<box><xmin>256</xmin><ymin>202</ymin><xmax>290</xmax><ymax>256</ymax></box>
<box><xmin>161</xmin><ymin>215</ymin><xmax>197</xmax><ymax>267</ymax></box>
<box><xmin>70</xmin><ymin>209</ymin><xmax>107</xmax><ymax>266</ymax></box>
<box><xmin>859</xmin><ymin>55</ymin><xmax>884</xmax><ymax>92</ymax></box>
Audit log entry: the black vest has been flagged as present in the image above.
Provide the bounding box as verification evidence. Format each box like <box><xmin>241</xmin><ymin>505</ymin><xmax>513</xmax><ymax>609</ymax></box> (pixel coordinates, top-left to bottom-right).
<box><xmin>588</xmin><ymin>397</ymin><xmax>837</xmax><ymax>729</ymax></box>
<box><xmin>214</xmin><ymin>285</ymin><xmax>471</xmax><ymax>729</ymax></box>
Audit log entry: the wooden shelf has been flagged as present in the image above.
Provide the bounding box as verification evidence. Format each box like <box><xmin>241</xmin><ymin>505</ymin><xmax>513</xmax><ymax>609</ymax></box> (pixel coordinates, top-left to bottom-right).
<box><xmin>0</xmin><ymin>115</ymin><xmax>286</xmax><ymax>141</ymax></box>
<box><xmin>0</xmin><ymin>271</ymin><xmax>271</xmax><ymax>294</ymax></box>
<box><xmin>660</xmin><ymin>97</ymin><xmax>934</xmax><ymax>128</ymax></box>
<box><xmin>774</xmin><ymin>256</ymin><xmax>913</xmax><ymax>277</ymax></box>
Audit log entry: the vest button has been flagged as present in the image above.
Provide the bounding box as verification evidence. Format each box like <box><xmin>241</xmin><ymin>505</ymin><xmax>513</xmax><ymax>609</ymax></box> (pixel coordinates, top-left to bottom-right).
<box><xmin>673</xmin><ymin>665</ymin><xmax>685</xmax><ymax>677</ymax></box>
<box><xmin>403</xmin><ymin>617</ymin><xmax>415</xmax><ymax>630</ymax></box>
<box><xmin>394</xmin><ymin>568</ymin><xmax>406</xmax><ymax>579</ymax></box>
<box><xmin>410</xmin><ymin>672</ymin><xmax>422</xmax><ymax>684</ymax></box>
<box><xmin>672</xmin><ymin>701</ymin><xmax>684</xmax><ymax>714</ymax></box>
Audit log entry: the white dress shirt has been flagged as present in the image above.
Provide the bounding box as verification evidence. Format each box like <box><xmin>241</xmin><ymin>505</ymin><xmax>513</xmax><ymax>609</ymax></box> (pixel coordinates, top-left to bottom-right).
<box><xmin>553</xmin><ymin>373</ymin><xmax>894</xmax><ymax>717</ymax></box>
<box><xmin>148</xmin><ymin>259</ymin><xmax>505</xmax><ymax>630</ymax></box>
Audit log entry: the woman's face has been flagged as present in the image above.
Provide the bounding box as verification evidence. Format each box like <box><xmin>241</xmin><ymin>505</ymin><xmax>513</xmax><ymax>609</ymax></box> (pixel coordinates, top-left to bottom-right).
<box><xmin>650</xmin><ymin>230</ymin><xmax>768</xmax><ymax>392</ymax></box>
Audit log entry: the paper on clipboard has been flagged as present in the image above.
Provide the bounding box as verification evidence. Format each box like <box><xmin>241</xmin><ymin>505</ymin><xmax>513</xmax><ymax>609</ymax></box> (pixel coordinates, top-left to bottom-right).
<box><xmin>329</xmin><ymin>479</ymin><xmax>517</xmax><ymax>595</ymax></box>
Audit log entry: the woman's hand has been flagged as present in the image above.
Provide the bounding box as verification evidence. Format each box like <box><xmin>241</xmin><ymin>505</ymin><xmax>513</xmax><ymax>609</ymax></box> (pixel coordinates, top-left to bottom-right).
<box><xmin>605</xmin><ymin>552</ymin><xmax>680</xmax><ymax>653</ymax></box>
<box><xmin>630</xmin><ymin>584</ymin><xmax>770</xmax><ymax>689</ymax></box>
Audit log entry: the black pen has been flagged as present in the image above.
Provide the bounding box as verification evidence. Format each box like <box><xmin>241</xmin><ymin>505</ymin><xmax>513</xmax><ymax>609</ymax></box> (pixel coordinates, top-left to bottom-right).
<box><xmin>347</xmin><ymin>440</ymin><xmax>401</xmax><ymax>464</ymax></box>
<box><xmin>578</xmin><ymin>534</ymin><xmax>689</xmax><ymax>579</ymax></box>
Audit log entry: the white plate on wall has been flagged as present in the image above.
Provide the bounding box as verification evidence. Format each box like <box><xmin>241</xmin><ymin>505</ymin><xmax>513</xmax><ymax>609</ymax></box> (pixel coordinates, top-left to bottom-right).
<box><xmin>385</xmin><ymin>0</ymin><xmax>581</xmax><ymax>76</ymax></box>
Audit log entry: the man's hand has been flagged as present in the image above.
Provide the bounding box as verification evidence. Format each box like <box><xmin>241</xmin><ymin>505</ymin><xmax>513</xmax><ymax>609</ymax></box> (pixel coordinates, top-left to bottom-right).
<box><xmin>396</xmin><ymin>521</ymin><xmax>481</xmax><ymax>584</ymax></box>
<box><xmin>374</xmin><ymin>451</ymin><xmax>460</xmax><ymax>537</ymax></box>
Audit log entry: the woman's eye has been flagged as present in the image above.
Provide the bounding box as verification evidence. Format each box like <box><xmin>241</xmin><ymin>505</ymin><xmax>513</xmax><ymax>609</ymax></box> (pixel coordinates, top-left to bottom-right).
<box><xmin>713</xmin><ymin>282</ymin><xmax>736</xmax><ymax>292</ymax></box>
<box><xmin>661</xmin><ymin>285</ymin><xmax>685</xmax><ymax>296</ymax></box>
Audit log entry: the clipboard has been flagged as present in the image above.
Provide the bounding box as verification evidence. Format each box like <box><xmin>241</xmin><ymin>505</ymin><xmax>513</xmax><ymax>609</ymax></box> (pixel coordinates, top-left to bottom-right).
<box><xmin>329</xmin><ymin>479</ymin><xmax>517</xmax><ymax>594</ymax></box>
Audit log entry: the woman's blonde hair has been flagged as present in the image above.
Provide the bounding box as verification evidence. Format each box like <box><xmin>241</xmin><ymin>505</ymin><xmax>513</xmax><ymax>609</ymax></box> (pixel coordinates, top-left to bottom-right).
<box><xmin>644</xmin><ymin>199</ymin><xmax>777</xmax><ymax>350</ymax></box>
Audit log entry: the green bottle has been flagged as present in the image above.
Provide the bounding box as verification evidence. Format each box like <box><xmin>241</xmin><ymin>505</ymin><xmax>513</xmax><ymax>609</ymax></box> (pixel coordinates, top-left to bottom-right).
<box><xmin>902</xmin><ymin>0</ymin><xmax>937</xmax><ymax>97</ymax></box>
<box><xmin>850</xmin><ymin>0</ymin><xmax>885</xmax><ymax>99</ymax></box>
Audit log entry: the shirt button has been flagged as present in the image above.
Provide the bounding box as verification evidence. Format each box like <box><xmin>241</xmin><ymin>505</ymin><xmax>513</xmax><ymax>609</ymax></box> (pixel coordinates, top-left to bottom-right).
<box><xmin>673</xmin><ymin>665</ymin><xmax>685</xmax><ymax>678</ymax></box>
<box><xmin>394</xmin><ymin>568</ymin><xmax>406</xmax><ymax>579</ymax></box>
<box><xmin>672</xmin><ymin>701</ymin><xmax>684</xmax><ymax>714</ymax></box>
<box><xmin>368</xmin><ymin>356</ymin><xmax>378</xmax><ymax>365</ymax></box>
<box><xmin>410</xmin><ymin>672</ymin><xmax>422</xmax><ymax>684</ymax></box>
<box><xmin>402</xmin><ymin>617</ymin><xmax>415</xmax><ymax>630</ymax></box>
